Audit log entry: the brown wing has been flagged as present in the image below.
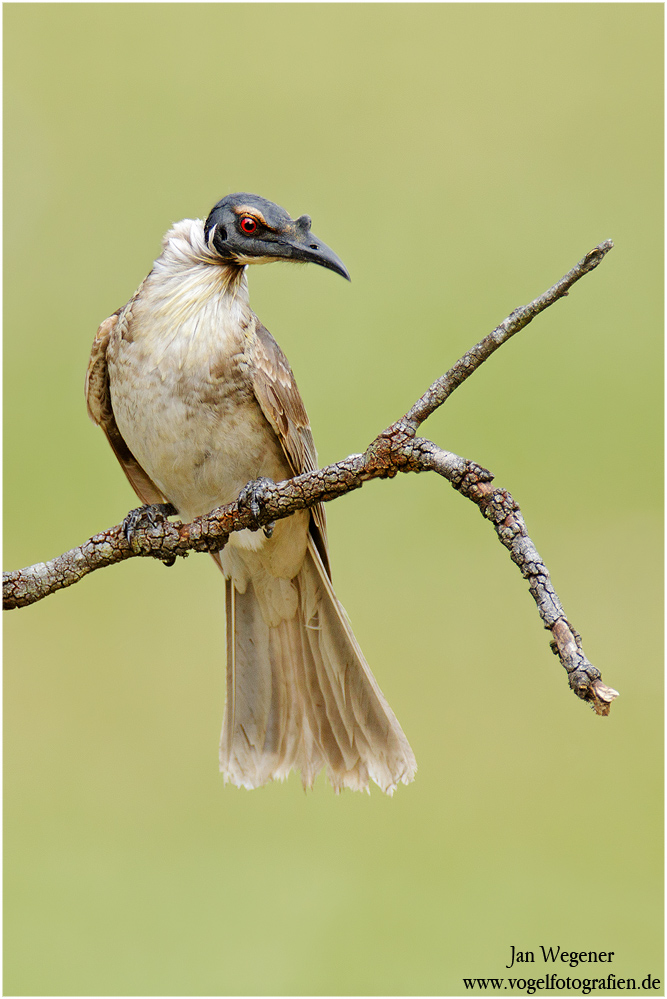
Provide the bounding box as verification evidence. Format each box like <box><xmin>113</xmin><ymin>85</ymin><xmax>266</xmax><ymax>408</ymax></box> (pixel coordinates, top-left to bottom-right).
<box><xmin>249</xmin><ymin>321</ymin><xmax>330</xmax><ymax>577</ymax></box>
<box><xmin>85</xmin><ymin>311</ymin><xmax>166</xmax><ymax>507</ymax></box>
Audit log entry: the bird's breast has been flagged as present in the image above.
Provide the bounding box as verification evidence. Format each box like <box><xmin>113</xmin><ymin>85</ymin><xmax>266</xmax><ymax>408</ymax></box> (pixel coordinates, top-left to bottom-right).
<box><xmin>107</xmin><ymin>292</ymin><xmax>292</xmax><ymax>523</ymax></box>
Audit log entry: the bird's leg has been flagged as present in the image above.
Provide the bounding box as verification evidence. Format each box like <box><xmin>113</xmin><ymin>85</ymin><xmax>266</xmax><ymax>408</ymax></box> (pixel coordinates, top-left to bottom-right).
<box><xmin>122</xmin><ymin>503</ymin><xmax>178</xmax><ymax>564</ymax></box>
<box><xmin>237</xmin><ymin>477</ymin><xmax>276</xmax><ymax>537</ymax></box>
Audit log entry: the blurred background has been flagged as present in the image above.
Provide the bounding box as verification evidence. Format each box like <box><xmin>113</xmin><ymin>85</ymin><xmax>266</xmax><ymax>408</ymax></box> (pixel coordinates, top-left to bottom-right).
<box><xmin>4</xmin><ymin>5</ymin><xmax>662</xmax><ymax>996</ymax></box>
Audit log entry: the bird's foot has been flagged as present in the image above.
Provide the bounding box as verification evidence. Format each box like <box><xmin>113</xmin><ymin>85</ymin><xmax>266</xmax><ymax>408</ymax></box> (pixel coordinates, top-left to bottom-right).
<box><xmin>238</xmin><ymin>477</ymin><xmax>276</xmax><ymax>536</ymax></box>
<box><xmin>122</xmin><ymin>503</ymin><xmax>178</xmax><ymax>565</ymax></box>
<box><xmin>122</xmin><ymin>502</ymin><xmax>177</xmax><ymax>542</ymax></box>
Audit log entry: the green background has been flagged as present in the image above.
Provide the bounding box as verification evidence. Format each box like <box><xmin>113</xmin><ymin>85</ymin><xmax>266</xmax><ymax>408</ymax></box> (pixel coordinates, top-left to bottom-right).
<box><xmin>4</xmin><ymin>4</ymin><xmax>662</xmax><ymax>996</ymax></box>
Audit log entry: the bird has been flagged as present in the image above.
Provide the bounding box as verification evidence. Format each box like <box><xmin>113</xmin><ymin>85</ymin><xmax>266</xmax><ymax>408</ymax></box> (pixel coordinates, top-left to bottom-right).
<box><xmin>85</xmin><ymin>193</ymin><xmax>416</xmax><ymax>794</ymax></box>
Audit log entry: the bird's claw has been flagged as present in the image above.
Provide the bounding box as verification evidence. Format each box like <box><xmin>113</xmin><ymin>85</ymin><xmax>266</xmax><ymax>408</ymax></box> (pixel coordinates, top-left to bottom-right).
<box><xmin>238</xmin><ymin>477</ymin><xmax>275</xmax><ymax>532</ymax></box>
<box><xmin>122</xmin><ymin>502</ymin><xmax>176</xmax><ymax>542</ymax></box>
<box><xmin>122</xmin><ymin>503</ymin><xmax>177</xmax><ymax>565</ymax></box>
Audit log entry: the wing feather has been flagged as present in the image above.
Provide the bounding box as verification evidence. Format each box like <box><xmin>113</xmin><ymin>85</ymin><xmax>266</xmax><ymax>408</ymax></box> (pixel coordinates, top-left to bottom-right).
<box><xmin>249</xmin><ymin>322</ymin><xmax>330</xmax><ymax>576</ymax></box>
<box><xmin>85</xmin><ymin>312</ymin><xmax>166</xmax><ymax>507</ymax></box>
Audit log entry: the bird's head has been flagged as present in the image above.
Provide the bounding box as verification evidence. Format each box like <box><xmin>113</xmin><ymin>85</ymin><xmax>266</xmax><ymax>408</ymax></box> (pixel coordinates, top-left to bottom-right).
<box><xmin>203</xmin><ymin>193</ymin><xmax>350</xmax><ymax>281</ymax></box>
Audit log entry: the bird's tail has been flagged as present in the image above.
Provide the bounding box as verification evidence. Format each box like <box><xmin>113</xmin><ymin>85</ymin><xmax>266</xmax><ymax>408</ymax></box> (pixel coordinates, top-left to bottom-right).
<box><xmin>218</xmin><ymin>539</ymin><xmax>416</xmax><ymax>794</ymax></box>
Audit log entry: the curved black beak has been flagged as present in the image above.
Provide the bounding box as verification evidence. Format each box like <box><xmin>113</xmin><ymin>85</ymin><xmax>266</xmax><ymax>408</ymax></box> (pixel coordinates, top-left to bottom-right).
<box><xmin>278</xmin><ymin>215</ymin><xmax>351</xmax><ymax>281</ymax></box>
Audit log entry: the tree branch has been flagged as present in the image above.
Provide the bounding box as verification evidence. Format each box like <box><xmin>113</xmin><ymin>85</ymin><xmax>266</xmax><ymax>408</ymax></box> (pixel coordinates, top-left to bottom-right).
<box><xmin>3</xmin><ymin>241</ymin><xmax>618</xmax><ymax>715</ymax></box>
<box><xmin>403</xmin><ymin>239</ymin><xmax>613</xmax><ymax>430</ymax></box>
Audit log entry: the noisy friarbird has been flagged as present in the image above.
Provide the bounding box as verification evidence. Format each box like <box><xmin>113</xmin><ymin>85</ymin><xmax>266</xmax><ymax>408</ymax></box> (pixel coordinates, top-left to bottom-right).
<box><xmin>85</xmin><ymin>194</ymin><xmax>416</xmax><ymax>793</ymax></box>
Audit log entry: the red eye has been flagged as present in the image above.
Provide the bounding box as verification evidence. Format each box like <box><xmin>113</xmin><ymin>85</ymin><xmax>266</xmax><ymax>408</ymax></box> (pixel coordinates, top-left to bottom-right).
<box><xmin>240</xmin><ymin>216</ymin><xmax>257</xmax><ymax>234</ymax></box>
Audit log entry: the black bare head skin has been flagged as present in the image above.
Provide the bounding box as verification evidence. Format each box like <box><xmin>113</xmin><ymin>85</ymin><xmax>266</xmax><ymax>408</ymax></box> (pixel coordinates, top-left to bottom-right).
<box><xmin>203</xmin><ymin>193</ymin><xmax>350</xmax><ymax>280</ymax></box>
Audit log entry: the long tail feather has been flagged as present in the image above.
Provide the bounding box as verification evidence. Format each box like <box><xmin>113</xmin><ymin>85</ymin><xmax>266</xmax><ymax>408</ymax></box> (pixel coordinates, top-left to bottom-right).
<box><xmin>219</xmin><ymin>541</ymin><xmax>416</xmax><ymax>794</ymax></box>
